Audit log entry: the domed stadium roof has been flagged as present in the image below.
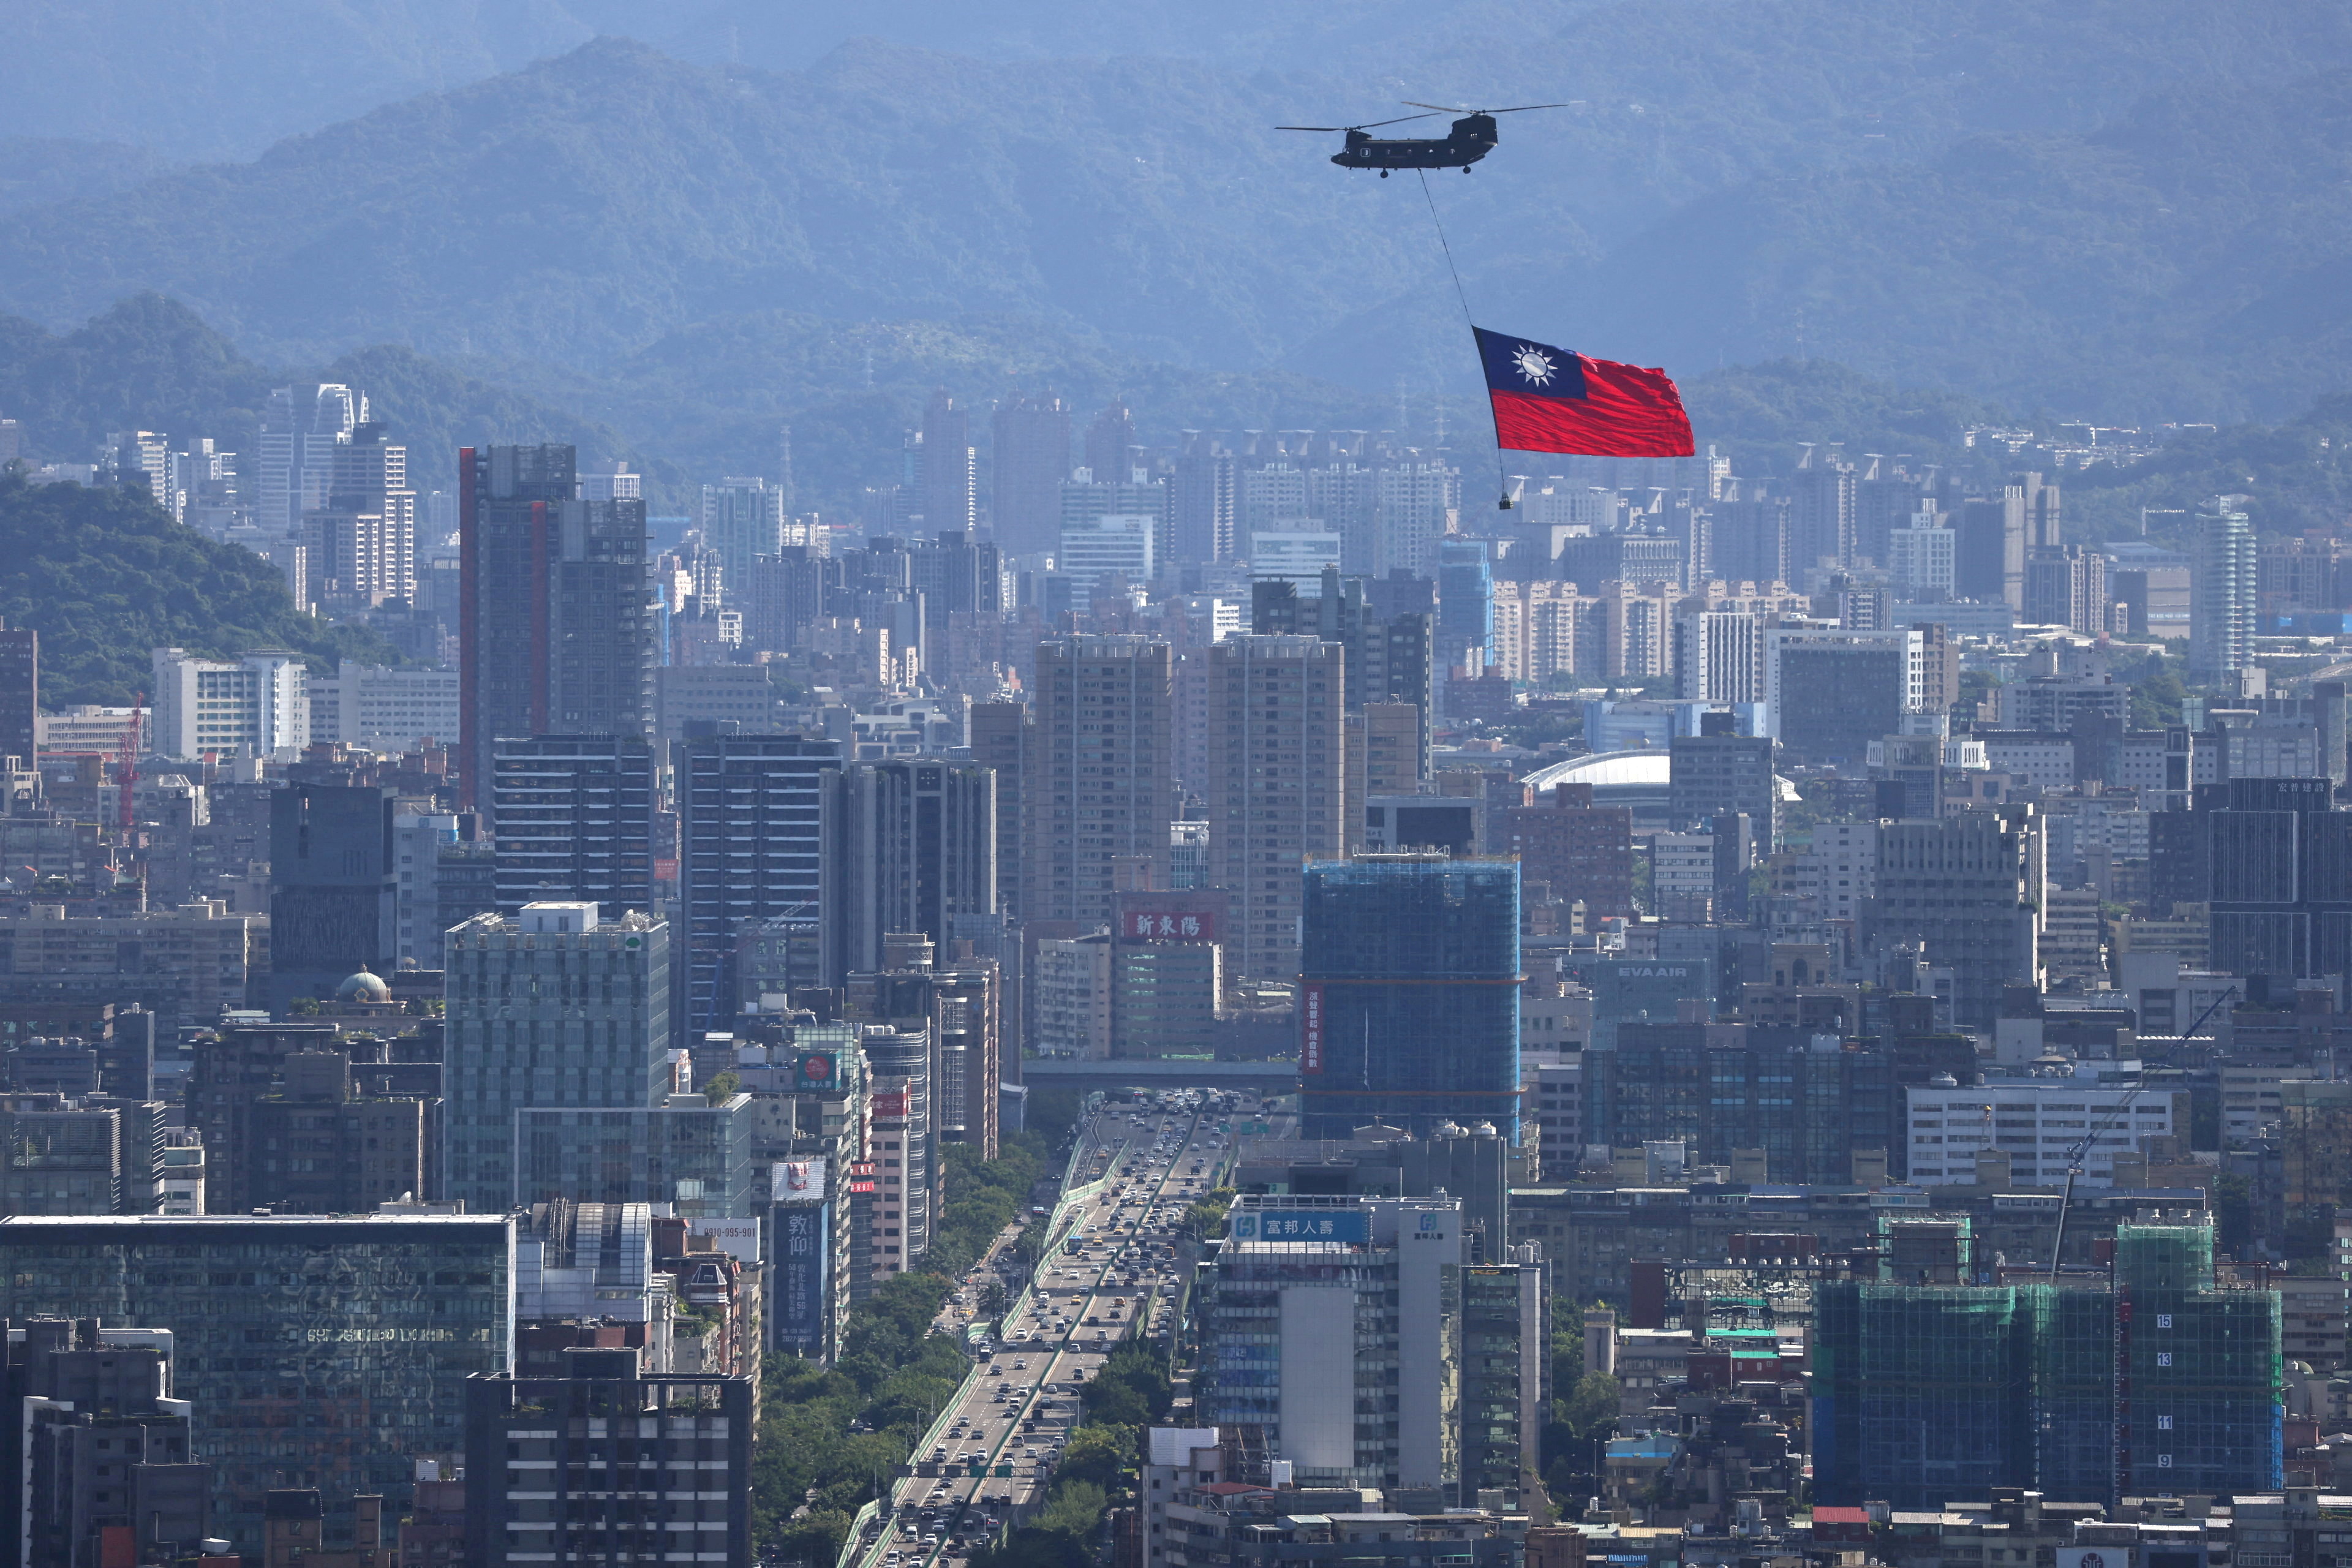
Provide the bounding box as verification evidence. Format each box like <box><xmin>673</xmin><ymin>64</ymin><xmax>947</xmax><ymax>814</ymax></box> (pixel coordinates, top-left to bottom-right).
<box><xmin>336</xmin><ymin>967</ymin><xmax>392</xmax><ymax>1003</ymax></box>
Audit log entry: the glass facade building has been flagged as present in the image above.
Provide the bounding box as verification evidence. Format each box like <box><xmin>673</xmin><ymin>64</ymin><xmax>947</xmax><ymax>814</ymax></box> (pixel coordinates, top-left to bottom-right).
<box><xmin>0</xmin><ymin>1213</ymin><xmax>513</xmax><ymax>1551</ymax></box>
<box><xmin>513</xmin><ymin>1095</ymin><xmax>758</xmax><ymax>1217</ymax></box>
<box><xmin>1298</xmin><ymin>854</ymin><xmax>1520</xmax><ymax>1140</ymax></box>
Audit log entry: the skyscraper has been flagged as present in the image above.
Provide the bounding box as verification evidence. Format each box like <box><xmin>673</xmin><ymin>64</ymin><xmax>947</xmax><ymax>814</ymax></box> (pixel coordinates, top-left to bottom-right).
<box><xmin>699</xmin><ymin>476</ymin><xmax>786</xmax><ymax>579</ymax></box>
<box><xmin>442</xmin><ymin>903</ymin><xmax>671</xmax><ymax>1213</ymax></box>
<box><xmin>0</xmin><ymin>617</ymin><xmax>34</xmax><ymax>769</ymax></box>
<box><xmin>991</xmin><ymin>393</ymin><xmax>1072</xmax><ymax>557</ymax></box>
<box><xmin>1869</xmin><ymin>809</ymin><xmax>2042</xmax><ymax>1028</ymax></box>
<box><xmin>674</xmin><ymin>733</ymin><xmax>841</xmax><ymax>1035</ymax></box>
<box><xmin>266</xmin><ymin>782</ymin><xmax>396</xmax><ymax>1015</ymax></box>
<box><xmin>968</xmin><ymin>703</ymin><xmax>1029</xmax><ymax>919</ymax></box>
<box><xmin>1084</xmin><ymin>398</ymin><xmax>1137</xmax><ymax>485</ymax></box>
<box><xmin>822</xmin><ymin>759</ymin><xmax>997</xmax><ymax>985</ymax></box>
<box><xmin>1025</xmin><ymin>637</ymin><xmax>1176</xmax><ymax>927</ymax></box>
<box><xmin>303</xmin><ymin>420</ymin><xmax>416</xmax><ymax>609</ymax></box>
<box><xmin>1174</xmin><ymin>432</ymin><xmax>1237</xmax><ymax>562</ymax></box>
<box><xmin>1438</xmin><ymin>538</ymin><xmax>1495</xmax><ymax>669</ymax></box>
<box><xmin>1669</xmin><ymin>716</ymin><xmax>1779</xmax><ymax>853</ymax></box>
<box><xmin>1208</xmin><ymin>636</ymin><xmax>1346</xmax><ymax>982</ymax></box>
<box><xmin>1298</xmin><ymin>853</ymin><xmax>1520</xmax><ymax>1139</ymax></box>
<box><xmin>491</xmin><ymin>735</ymin><xmax>656</xmax><ymax>921</ymax></box>
<box><xmin>1765</xmin><ymin>627</ymin><xmax>1931</xmax><ymax>766</ymax></box>
<box><xmin>458</xmin><ymin>444</ymin><xmax>652</xmax><ymax>814</ymax></box>
<box><xmin>922</xmin><ymin>391</ymin><xmax>976</xmax><ymax>533</ymax></box>
<box><xmin>2192</xmin><ymin>494</ymin><xmax>2256</xmax><ymax>683</ymax></box>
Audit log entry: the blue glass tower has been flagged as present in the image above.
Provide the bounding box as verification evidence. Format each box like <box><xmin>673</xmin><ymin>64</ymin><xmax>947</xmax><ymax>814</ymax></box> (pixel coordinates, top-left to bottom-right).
<box><xmin>1298</xmin><ymin>853</ymin><xmax>1520</xmax><ymax>1139</ymax></box>
<box><xmin>1436</xmin><ymin>538</ymin><xmax>1495</xmax><ymax>670</ymax></box>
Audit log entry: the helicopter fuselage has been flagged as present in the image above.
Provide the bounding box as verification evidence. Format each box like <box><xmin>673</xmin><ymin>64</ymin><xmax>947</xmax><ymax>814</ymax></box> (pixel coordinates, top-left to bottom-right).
<box><xmin>1332</xmin><ymin>113</ymin><xmax>1499</xmax><ymax>171</ymax></box>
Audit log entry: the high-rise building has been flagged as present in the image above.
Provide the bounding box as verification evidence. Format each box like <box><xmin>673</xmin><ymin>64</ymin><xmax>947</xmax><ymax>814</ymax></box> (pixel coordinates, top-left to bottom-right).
<box><xmin>491</xmin><ymin>734</ymin><xmax>655</xmax><ymax>920</ymax></box>
<box><xmin>149</xmin><ymin>647</ymin><xmax>308</xmax><ymax>760</ymax></box>
<box><xmin>458</xmin><ymin>443</ymin><xmax>651</xmax><ymax>814</ymax></box>
<box><xmin>1438</xmin><ymin>539</ymin><xmax>1496</xmax><ymax>669</ymax></box>
<box><xmin>821</xmin><ymin>760</ymin><xmax>996</xmax><ymax>987</ymax></box>
<box><xmin>968</xmin><ymin>704</ymin><xmax>1028</xmax><ymax>919</ymax></box>
<box><xmin>699</xmin><ymin>476</ymin><xmax>786</xmax><ymax>578</ymax></box>
<box><xmin>6</xmin><ymin>1316</ymin><xmax>208</xmax><ymax>1568</ymax></box>
<box><xmin>1298</xmin><ymin>854</ymin><xmax>1520</xmax><ymax>1139</ymax></box>
<box><xmin>303</xmin><ymin>420</ymin><xmax>416</xmax><ymax>610</ymax></box>
<box><xmin>1673</xmin><ymin>610</ymin><xmax>1765</xmax><ymax>704</ymax></box>
<box><xmin>1110</xmin><ymin>892</ymin><xmax>1225</xmax><ymax>1059</ymax></box>
<box><xmin>1025</xmin><ymin>637</ymin><xmax>1176</xmax><ymax>927</ymax></box>
<box><xmin>267</xmin><ymin>782</ymin><xmax>395</xmax><ymax>1016</ymax></box>
<box><xmin>1255</xmin><ymin>570</ymin><xmax>1436</xmax><ymax>782</ymax></box>
<box><xmin>515</xmin><ymin>1094</ymin><xmax>758</xmax><ymax>1217</ymax></box>
<box><xmin>464</xmin><ymin>1344</ymin><xmax>751</xmax><ymax>1566</ymax></box>
<box><xmin>1455</xmin><ymin>1257</ymin><xmax>1547</xmax><ymax>1507</ymax></box>
<box><xmin>1812</xmin><ymin>1219</ymin><xmax>2278</xmax><ymax>1507</ymax></box>
<box><xmin>922</xmin><ymin>391</ymin><xmax>976</xmax><ymax>533</ymax></box>
<box><xmin>991</xmin><ymin>393</ymin><xmax>1073</xmax><ymax>557</ymax></box>
<box><xmin>1058</xmin><ymin>512</ymin><xmax>1155</xmax><ymax>608</ymax></box>
<box><xmin>1870</xmin><ymin>810</ymin><xmax>2043</xmax><ymax>1028</ymax></box>
<box><xmin>243</xmin><ymin>1049</ymin><xmax>428</xmax><ymax>1215</ymax></box>
<box><xmin>0</xmin><ymin>618</ymin><xmax>35</xmax><ymax>769</ymax></box>
<box><xmin>255</xmin><ymin>384</ymin><xmax>359</xmax><ymax>533</ymax></box>
<box><xmin>1174</xmin><ymin>434</ymin><xmax>1237</xmax><ymax>562</ymax></box>
<box><xmin>1084</xmin><ymin>399</ymin><xmax>1137</xmax><ymax>487</ymax></box>
<box><xmin>442</xmin><ymin>904</ymin><xmax>671</xmax><ymax>1213</ymax></box>
<box><xmin>1668</xmin><ymin>717</ymin><xmax>1779</xmax><ymax>853</ymax></box>
<box><xmin>1765</xmin><ymin>627</ymin><xmax>1930</xmax><ymax>766</ymax></box>
<box><xmin>1495</xmin><ymin>783</ymin><xmax>1634</xmax><ymax>920</ymax></box>
<box><xmin>2023</xmin><ymin>543</ymin><xmax>2109</xmax><ymax>633</ymax></box>
<box><xmin>861</xmin><ymin>1023</ymin><xmax>932</xmax><ymax>1280</ymax></box>
<box><xmin>2192</xmin><ymin>494</ymin><xmax>2257</xmax><ymax>683</ymax></box>
<box><xmin>848</xmin><ymin>938</ymin><xmax>1001</xmax><ymax>1161</ymax></box>
<box><xmin>674</xmin><ymin>733</ymin><xmax>839</xmax><ymax>1035</ymax></box>
<box><xmin>0</xmin><ymin>1212</ymin><xmax>511</xmax><ymax>1550</ymax></box>
<box><xmin>1201</xmin><ymin>1194</ymin><xmax>1465</xmax><ymax>1492</ymax></box>
<box><xmin>1208</xmin><ymin>636</ymin><xmax>1346</xmax><ymax>982</ymax></box>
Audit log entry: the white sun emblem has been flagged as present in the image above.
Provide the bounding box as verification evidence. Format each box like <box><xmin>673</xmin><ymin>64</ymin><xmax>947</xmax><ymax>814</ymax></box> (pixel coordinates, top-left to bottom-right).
<box><xmin>1512</xmin><ymin>345</ymin><xmax>1556</xmax><ymax>385</ymax></box>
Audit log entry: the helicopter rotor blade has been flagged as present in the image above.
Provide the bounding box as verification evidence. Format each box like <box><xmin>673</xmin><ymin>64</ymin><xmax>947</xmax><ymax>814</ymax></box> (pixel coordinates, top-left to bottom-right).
<box><xmin>1275</xmin><ymin>126</ymin><xmax>1346</xmax><ymax>132</ymax></box>
<box><xmin>1401</xmin><ymin>101</ymin><xmax>1472</xmax><ymax>113</ymax></box>
<box><xmin>1487</xmin><ymin>102</ymin><xmax>1577</xmax><ymax>114</ymax></box>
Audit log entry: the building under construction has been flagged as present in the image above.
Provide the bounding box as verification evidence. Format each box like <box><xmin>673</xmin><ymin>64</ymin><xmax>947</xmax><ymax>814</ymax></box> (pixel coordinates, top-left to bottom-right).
<box><xmin>1812</xmin><ymin>1218</ymin><xmax>2280</xmax><ymax>1507</ymax></box>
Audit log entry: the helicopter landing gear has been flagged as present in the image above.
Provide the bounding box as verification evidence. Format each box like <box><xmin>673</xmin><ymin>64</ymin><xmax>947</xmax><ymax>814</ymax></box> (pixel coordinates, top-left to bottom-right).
<box><xmin>1379</xmin><ymin>169</ymin><xmax>1389</xmax><ymax>178</ymax></box>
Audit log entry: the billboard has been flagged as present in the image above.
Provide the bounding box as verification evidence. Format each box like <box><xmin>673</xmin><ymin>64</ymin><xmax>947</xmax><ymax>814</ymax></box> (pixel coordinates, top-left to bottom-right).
<box><xmin>871</xmin><ymin>1090</ymin><xmax>908</xmax><ymax>1119</ymax></box>
<box><xmin>1121</xmin><ymin>908</ymin><xmax>1218</xmax><ymax>942</ymax></box>
<box><xmin>771</xmin><ymin>1158</ymin><xmax>827</xmax><ymax>1205</ymax></box>
<box><xmin>1300</xmin><ymin>984</ymin><xmax>1324</xmax><ymax>1073</ymax></box>
<box><xmin>1229</xmin><ymin>1208</ymin><xmax>1367</xmax><ymax>1244</ymax></box>
<box><xmin>690</xmin><ymin>1216</ymin><xmax>762</xmax><ymax>1265</ymax></box>
<box><xmin>774</xmin><ymin>1202</ymin><xmax>831</xmax><ymax>1354</ymax></box>
<box><xmin>790</xmin><ymin>1050</ymin><xmax>843</xmax><ymax>1092</ymax></box>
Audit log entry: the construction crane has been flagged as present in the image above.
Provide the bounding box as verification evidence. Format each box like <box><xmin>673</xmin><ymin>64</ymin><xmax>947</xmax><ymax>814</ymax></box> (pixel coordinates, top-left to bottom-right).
<box><xmin>2046</xmin><ymin>982</ymin><xmax>2239</xmax><ymax>1278</ymax></box>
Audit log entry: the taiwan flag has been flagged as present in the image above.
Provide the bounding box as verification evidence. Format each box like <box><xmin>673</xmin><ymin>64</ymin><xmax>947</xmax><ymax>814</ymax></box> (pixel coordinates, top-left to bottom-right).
<box><xmin>1474</xmin><ymin>327</ymin><xmax>1695</xmax><ymax>458</ymax></box>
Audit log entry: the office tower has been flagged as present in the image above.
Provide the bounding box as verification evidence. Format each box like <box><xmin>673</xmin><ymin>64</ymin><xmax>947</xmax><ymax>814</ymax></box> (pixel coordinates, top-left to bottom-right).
<box><xmin>1202</xmin><ymin>1195</ymin><xmax>1464</xmax><ymax>1491</ymax></box>
<box><xmin>675</xmin><ymin>733</ymin><xmax>839</xmax><ymax>1033</ymax></box>
<box><xmin>0</xmin><ymin>619</ymin><xmax>33</xmax><ymax>768</ymax></box>
<box><xmin>515</xmin><ymin>1094</ymin><xmax>756</xmax><ymax>1216</ymax></box>
<box><xmin>0</xmin><ymin>1212</ymin><xmax>511</xmax><ymax>1549</ymax></box>
<box><xmin>2022</xmin><ymin>543</ymin><xmax>2108</xmax><ymax>632</ymax></box>
<box><xmin>968</xmin><ymin>703</ymin><xmax>1028</xmax><ymax>918</ymax></box>
<box><xmin>922</xmin><ymin>390</ymin><xmax>976</xmax><ymax>533</ymax></box>
<box><xmin>1374</xmin><ymin>461</ymin><xmax>1459</xmax><ymax>578</ymax></box>
<box><xmin>1025</xmin><ymin>637</ymin><xmax>1176</xmax><ymax>926</ymax></box>
<box><xmin>1496</xmin><ymin>783</ymin><xmax>1634</xmax><ymax>919</ymax></box>
<box><xmin>243</xmin><ymin>1050</ymin><xmax>426</xmax><ymax>1214</ymax></box>
<box><xmin>2198</xmin><ymin>775</ymin><xmax>2352</xmax><ymax>979</ymax></box>
<box><xmin>1033</xmin><ymin>935</ymin><xmax>1114</xmax><ymax>1057</ymax></box>
<box><xmin>699</xmin><ymin>475</ymin><xmax>785</xmax><ymax>575</ymax></box>
<box><xmin>306</xmin><ymin>662</ymin><xmax>460</xmax><ymax>753</ymax></box>
<box><xmin>266</xmin><ymin>782</ymin><xmax>395</xmax><ymax>1016</ymax></box>
<box><xmin>189</xmin><ymin>1020</ymin><xmax>380</xmax><ymax>1213</ymax></box>
<box><xmin>1174</xmin><ymin>433</ymin><xmax>1238</xmax><ymax>562</ymax></box>
<box><xmin>1111</xmin><ymin>892</ymin><xmax>1225</xmax><ymax>1058</ymax></box>
<box><xmin>849</xmin><ymin>938</ymin><xmax>1001</xmax><ymax>1159</ymax></box>
<box><xmin>1085</xmin><ymin>398</ymin><xmax>1137</xmax><ymax>485</ymax></box>
<box><xmin>1871</xmin><ymin>810</ymin><xmax>2041</xmax><ymax>1028</ymax></box>
<box><xmin>466</xmin><ymin>1344</ymin><xmax>750</xmax><ymax>1566</ymax></box>
<box><xmin>991</xmin><ymin>393</ymin><xmax>1073</xmax><ymax>557</ymax></box>
<box><xmin>1953</xmin><ymin>474</ymin><xmax>2054</xmax><ymax>611</ymax></box>
<box><xmin>458</xmin><ymin>443</ymin><xmax>652</xmax><ymax>813</ymax></box>
<box><xmin>821</xmin><ymin>760</ymin><xmax>996</xmax><ymax>986</ymax></box>
<box><xmin>6</xmin><ymin>1317</ymin><xmax>208</xmax><ymax>1568</ymax></box>
<box><xmin>491</xmin><ymin>734</ymin><xmax>655</xmax><ymax>919</ymax></box>
<box><xmin>861</xmin><ymin>1023</ymin><xmax>932</xmax><ymax>1279</ymax></box>
<box><xmin>1763</xmin><ymin>627</ymin><xmax>1929</xmax><ymax>766</ymax></box>
<box><xmin>2192</xmin><ymin>494</ymin><xmax>2257</xmax><ymax>682</ymax></box>
<box><xmin>1258</xmin><ymin>570</ymin><xmax>1436</xmax><ymax>782</ymax></box>
<box><xmin>1669</xmin><ymin>715</ymin><xmax>1778</xmax><ymax>853</ymax></box>
<box><xmin>0</xmin><ymin>1093</ymin><xmax>165</xmax><ymax>1215</ymax></box>
<box><xmin>149</xmin><ymin>647</ymin><xmax>308</xmax><ymax>760</ymax></box>
<box><xmin>1058</xmin><ymin>513</ymin><xmax>1155</xmax><ymax>608</ymax></box>
<box><xmin>1812</xmin><ymin>1220</ymin><xmax>2278</xmax><ymax>1507</ymax></box>
<box><xmin>1673</xmin><ymin>609</ymin><xmax>1765</xmax><ymax>704</ymax></box>
<box><xmin>1580</xmin><ymin>1024</ymin><xmax>1896</xmax><ymax>1182</ymax></box>
<box><xmin>1208</xmin><ymin>636</ymin><xmax>1346</xmax><ymax>982</ymax></box>
<box><xmin>255</xmin><ymin>383</ymin><xmax>358</xmax><ymax>533</ymax></box>
<box><xmin>1437</xmin><ymin>539</ymin><xmax>1495</xmax><ymax>668</ymax></box>
<box><xmin>1298</xmin><ymin>854</ymin><xmax>1519</xmax><ymax>1139</ymax></box>
<box><xmin>442</xmin><ymin>903</ymin><xmax>671</xmax><ymax>1213</ymax></box>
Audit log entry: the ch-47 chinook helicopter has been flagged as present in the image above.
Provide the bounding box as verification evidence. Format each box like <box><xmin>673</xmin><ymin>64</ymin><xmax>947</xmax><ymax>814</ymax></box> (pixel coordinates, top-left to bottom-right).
<box><xmin>1276</xmin><ymin>101</ymin><xmax>1570</xmax><ymax>174</ymax></box>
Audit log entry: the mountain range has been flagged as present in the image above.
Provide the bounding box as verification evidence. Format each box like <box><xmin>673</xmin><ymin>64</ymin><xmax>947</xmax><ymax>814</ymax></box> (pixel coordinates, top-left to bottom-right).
<box><xmin>0</xmin><ymin>2</ymin><xmax>2346</xmax><ymax>431</ymax></box>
